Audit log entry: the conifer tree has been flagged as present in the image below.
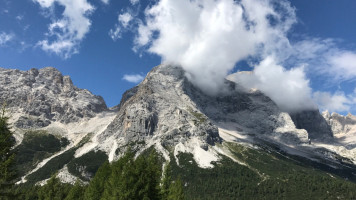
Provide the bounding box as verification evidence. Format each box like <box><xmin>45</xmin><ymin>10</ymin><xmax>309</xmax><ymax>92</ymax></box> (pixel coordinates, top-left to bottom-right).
<box><xmin>65</xmin><ymin>179</ymin><xmax>85</xmax><ymax>200</ymax></box>
<box><xmin>84</xmin><ymin>161</ymin><xmax>111</xmax><ymax>200</ymax></box>
<box><xmin>167</xmin><ymin>177</ymin><xmax>184</xmax><ymax>200</ymax></box>
<box><xmin>37</xmin><ymin>174</ymin><xmax>70</xmax><ymax>200</ymax></box>
<box><xmin>102</xmin><ymin>148</ymin><xmax>135</xmax><ymax>200</ymax></box>
<box><xmin>0</xmin><ymin>103</ymin><xmax>16</xmax><ymax>200</ymax></box>
<box><xmin>160</xmin><ymin>162</ymin><xmax>172</xmax><ymax>199</ymax></box>
<box><xmin>134</xmin><ymin>149</ymin><xmax>161</xmax><ymax>200</ymax></box>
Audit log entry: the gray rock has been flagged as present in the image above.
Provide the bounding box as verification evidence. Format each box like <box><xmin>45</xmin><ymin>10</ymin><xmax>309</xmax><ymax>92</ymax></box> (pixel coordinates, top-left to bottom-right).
<box><xmin>322</xmin><ymin>111</ymin><xmax>356</xmax><ymax>135</ymax></box>
<box><xmin>290</xmin><ymin>110</ymin><xmax>333</xmax><ymax>139</ymax></box>
<box><xmin>98</xmin><ymin>64</ymin><xmax>306</xmax><ymax>151</ymax></box>
<box><xmin>0</xmin><ymin>67</ymin><xmax>108</xmax><ymax>128</ymax></box>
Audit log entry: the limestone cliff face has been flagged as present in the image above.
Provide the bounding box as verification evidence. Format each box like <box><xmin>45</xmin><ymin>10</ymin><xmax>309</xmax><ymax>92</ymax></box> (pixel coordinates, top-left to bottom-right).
<box><xmin>0</xmin><ymin>67</ymin><xmax>108</xmax><ymax>128</ymax></box>
<box><xmin>322</xmin><ymin>111</ymin><xmax>356</xmax><ymax>135</ymax></box>
<box><xmin>5</xmin><ymin>64</ymin><xmax>355</xmax><ymax>184</ymax></box>
<box><xmin>99</xmin><ymin>65</ymin><xmax>221</xmax><ymax>151</ymax></box>
<box><xmin>95</xmin><ymin>64</ymin><xmax>309</xmax><ymax>162</ymax></box>
<box><xmin>290</xmin><ymin>110</ymin><xmax>333</xmax><ymax>139</ymax></box>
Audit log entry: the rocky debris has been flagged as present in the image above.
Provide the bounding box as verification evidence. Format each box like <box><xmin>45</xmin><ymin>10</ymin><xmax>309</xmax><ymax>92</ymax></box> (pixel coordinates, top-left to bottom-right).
<box><xmin>0</xmin><ymin>67</ymin><xmax>108</xmax><ymax>127</ymax></box>
<box><xmin>322</xmin><ymin>111</ymin><xmax>356</xmax><ymax>135</ymax></box>
<box><xmin>290</xmin><ymin>110</ymin><xmax>333</xmax><ymax>139</ymax></box>
<box><xmin>15</xmin><ymin>116</ymin><xmax>51</xmax><ymax>129</ymax></box>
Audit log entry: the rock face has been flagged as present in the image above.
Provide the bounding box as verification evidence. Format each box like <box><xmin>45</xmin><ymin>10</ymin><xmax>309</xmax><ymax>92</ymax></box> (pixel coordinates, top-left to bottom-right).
<box><xmin>4</xmin><ymin>64</ymin><xmax>355</xmax><ymax>183</ymax></box>
<box><xmin>0</xmin><ymin>67</ymin><xmax>108</xmax><ymax>127</ymax></box>
<box><xmin>322</xmin><ymin>111</ymin><xmax>356</xmax><ymax>135</ymax></box>
<box><xmin>99</xmin><ymin>65</ymin><xmax>221</xmax><ymax>152</ymax></box>
<box><xmin>290</xmin><ymin>110</ymin><xmax>333</xmax><ymax>139</ymax></box>
<box><xmin>94</xmin><ymin>64</ymin><xmax>309</xmax><ymax>164</ymax></box>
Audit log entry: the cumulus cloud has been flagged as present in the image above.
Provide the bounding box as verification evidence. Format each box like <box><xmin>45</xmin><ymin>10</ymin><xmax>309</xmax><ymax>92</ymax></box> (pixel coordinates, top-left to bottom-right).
<box><xmin>134</xmin><ymin>0</ymin><xmax>296</xmax><ymax>94</ymax></box>
<box><xmin>230</xmin><ymin>56</ymin><xmax>316</xmax><ymax>112</ymax></box>
<box><xmin>0</xmin><ymin>32</ymin><xmax>13</xmax><ymax>46</ymax></box>
<box><xmin>109</xmin><ymin>12</ymin><xmax>134</xmax><ymax>41</ymax></box>
<box><xmin>122</xmin><ymin>74</ymin><xmax>144</xmax><ymax>83</ymax></box>
<box><xmin>34</xmin><ymin>0</ymin><xmax>94</xmax><ymax>59</ymax></box>
<box><xmin>313</xmin><ymin>91</ymin><xmax>353</xmax><ymax>113</ymax></box>
<box><xmin>100</xmin><ymin>0</ymin><xmax>109</xmax><ymax>4</ymax></box>
<box><xmin>110</xmin><ymin>0</ymin><xmax>356</xmax><ymax>113</ymax></box>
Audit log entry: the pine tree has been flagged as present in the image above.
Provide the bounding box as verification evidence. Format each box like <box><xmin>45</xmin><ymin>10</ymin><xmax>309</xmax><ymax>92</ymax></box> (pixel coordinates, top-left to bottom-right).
<box><xmin>160</xmin><ymin>162</ymin><xmax>172</xmax><ymax>199</ymax></box>
<box><xmin>37</xmin><ymin>174</ymin><xmax>70</xmax><ymax>200</ymax></box>
<box><xmin>167</xmin><ymin>177</ymin><xmax>184</xmax><ymax>200</ymax></box>
<box><xmin>0</xmin><ymin>103</ymin><xmax>16</xmax><ymax>200</ymax></box>
<box><xmin>84</xmin><ymin>161</ymin><xmax>111</xmax><ymax>200</ymax></box>
<box><xmin>134</xmin><ymin>149</ymin><xmax>161</xmax><ymax>200</ymax></box>
<box><xmin>102</xmin><ymin>148</ymin><xmax>135</xmax><ymax>200</ymax></box>
<box><xmin>64</xmin><ymin>179</ymin><xmax>85</xmax><ymax>200</ymax></box>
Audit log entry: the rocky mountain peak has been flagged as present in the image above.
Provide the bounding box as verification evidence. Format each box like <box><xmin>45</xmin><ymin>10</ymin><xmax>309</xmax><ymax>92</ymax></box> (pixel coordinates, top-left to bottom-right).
<box><xmin>0</xmin><ymin>67</ymin><xmax>108</xmax><ymax>129</ymax></box>
<box><xmin>89</xmin><ymin>64</ymin><xmax>312</xmax><ymax>166</ymax></box>
<box><xmin>323</xmin><ymin>111</ymin><xmax>356</xmax><ymax>135</ymax></box>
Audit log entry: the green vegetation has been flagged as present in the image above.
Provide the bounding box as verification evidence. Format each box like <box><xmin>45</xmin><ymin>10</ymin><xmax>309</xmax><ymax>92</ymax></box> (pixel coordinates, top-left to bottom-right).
<box><xmin>9</xmin><ymin>141</ymin><xmax>356</xmax><ymax>199</ymax></box>
<box><xmin>10</xmin><ymin>148</ymin><xmax>184</xmax><ymax>200</ymax></box>
<box><xmin>170</xmin><ymin>142</ymin><xmax>356</xmax><ymax>199</ymax></box>
<box><xmin>25</xmin><ymin>133</ymin><xmax>93</xmax><ymax>183</ymax></box>
<box><xmin>67</xmin><ymin>150</ymin><xmax>108</xmax><ymax>181</ymax></box>
<box><xmin>26</xmin><ymin>148</ymin><xmax>76</xmax><ymax>183</ymax></box>
<box><xmin>0</xmin><ymin>103</ymin><xmax>16</xmax><ymax>199</ymax></box>
<box><xmin>14</xmin><ymin>130</ymin><xmax>68</xmax><ymax>178</ymax></box>
<box><xmin>187</xmin><ymin>107</ymin><xmax>206</xmax><ymax>125</ymax></box>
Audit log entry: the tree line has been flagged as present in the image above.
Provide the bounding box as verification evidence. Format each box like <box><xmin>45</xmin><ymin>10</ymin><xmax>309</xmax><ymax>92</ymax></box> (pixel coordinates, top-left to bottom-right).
<box><xmin>0</xmin><ymin>104</ymin><xmax>183</xmax><ymax>200</ymax></box>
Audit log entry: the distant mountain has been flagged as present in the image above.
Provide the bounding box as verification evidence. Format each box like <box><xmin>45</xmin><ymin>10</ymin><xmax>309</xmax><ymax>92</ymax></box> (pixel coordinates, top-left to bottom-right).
<box><xmin>2</xmin><ymin>65</ymin><xmax>356</xmax><ymax>189</ymax></box>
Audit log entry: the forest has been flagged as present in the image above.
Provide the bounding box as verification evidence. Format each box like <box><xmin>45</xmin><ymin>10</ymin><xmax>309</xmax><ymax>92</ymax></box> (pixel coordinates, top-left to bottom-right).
<box><xmin>2</xmin><ymin>105</ymin><xmax>356</xmax><ymax>200</ymax></box>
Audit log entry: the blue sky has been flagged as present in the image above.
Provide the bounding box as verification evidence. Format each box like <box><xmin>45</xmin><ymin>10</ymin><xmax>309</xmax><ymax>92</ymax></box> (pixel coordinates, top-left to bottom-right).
<box><xmin>0</xmin><ymin>0</ymin><xmax>355</xmax><ymax>115</ymax></box>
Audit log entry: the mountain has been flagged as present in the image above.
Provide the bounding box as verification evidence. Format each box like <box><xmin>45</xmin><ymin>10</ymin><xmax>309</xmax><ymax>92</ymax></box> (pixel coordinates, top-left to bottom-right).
<box><xmin>2</xmin><ymin>65</ymin><xmax>356</xmax><ymax>190</ymax></box>
<box><xmin>83</xmin><ymin>64</ymin><xmax>311</xmax><ymax>167</ymax></box>
<box><xmin>0</xmin><ymin>67</ymin><xmax>115</xmax><ymax>144</ymax></box>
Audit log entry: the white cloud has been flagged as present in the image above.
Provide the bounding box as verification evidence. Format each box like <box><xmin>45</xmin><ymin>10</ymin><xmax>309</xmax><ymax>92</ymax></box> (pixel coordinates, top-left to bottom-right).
<box><xmin>0</xmin><ymin>32</ymin><xmax>13</xmax><ymax>46</ymax></box>
<box><xmin>327</xmin><ymin>51</ymin><xmax>356</xmax><ymax>81</ymax></box>
<box><xmin>16</xmin><ymin>15</ymin><xmax>24</xmax><ymax>21</ymax></box>
<box><xmin>101</xmin><ymin>0</ymin><xmax>109</xmax><ymax>4</ymax></box>
<box><xmin>109</xmin><ymin>25</ymin><xmax>121</xmax><ymax>41</ymax></box>
<box><xmin>34</xmin><ymin>0</ymin><xmax>94</xmax><ymax>59</ymax></box>
<box><xmin>313</xmin><ymin>91</ymin><xmax>354</xmax><ymax>113</ymax></box>
<box><xmin>134</xmin><ymin>0</ymin><xmax>296</xmax><ymax>94</ymax></box>
<box><xmin>230</xmin><ymin>56</ymin><xmax>316</xmax><ymax>113</ymax></box>
<box><xmin>287</xmin><ymin>38</ymin><xmax>356</xmax><ymax>83</ymax></box>
<box><xmin>109</xmin><ymin>11</ymin><xmax>133</xmax><ymax>41</ymax></box>
<box><xmin>130</xmin><ymin>0</ymin><xmax>139</xmax><ymax>5</ymax></box>
<box><xmin>122</xmin><ymin>74</ymin><xmax>144</xmax><ymax>83</ymax></box>
<box><xmin>119</xmin><ymin>12</ymin><xmax>133</xmax><ymax>28</ymax></box>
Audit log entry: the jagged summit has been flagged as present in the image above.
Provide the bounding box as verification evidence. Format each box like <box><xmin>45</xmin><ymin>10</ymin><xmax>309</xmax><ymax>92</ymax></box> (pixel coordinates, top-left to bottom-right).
<box><xmin>323</xmin><ymin>111</ymin><xmax>356</xmax><ymax>135</ymax></box>
<box><xmin>78</xmin><ymin>64</ymin><xmax>310</xmax><ymax>167</ymax></box>
<box><xmin>0</xmin><ymin>67</ymin><xmax>108</xmax><ymax>127</ymax></box>
<box><xmin>0</xmin><ymin>66</ymin><xmax>113</xmax><ymax>148</ymax></box>
<box><xmin>4</xmin><ymin>65</ymin><xmax>356</xmax><ymax>185</ymax></box>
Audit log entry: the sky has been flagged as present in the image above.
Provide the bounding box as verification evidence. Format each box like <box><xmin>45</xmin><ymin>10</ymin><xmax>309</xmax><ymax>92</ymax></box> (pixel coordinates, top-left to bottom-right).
<box><xmin>0</xmin><ymin>0</ymin><xmax>355</xmax><ymax>115</ymax></box>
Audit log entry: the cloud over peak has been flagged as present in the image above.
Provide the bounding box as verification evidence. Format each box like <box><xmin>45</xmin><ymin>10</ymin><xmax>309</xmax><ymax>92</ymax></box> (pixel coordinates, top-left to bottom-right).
<box><xmin>229</xmin><ymin>56</ymin><xmax>316</xmax><ymax>113</ymax></box>
<box><xmin>134</xmin><ymin>0</ymin><xmax>296</xmax><ymax>94</ymax></box>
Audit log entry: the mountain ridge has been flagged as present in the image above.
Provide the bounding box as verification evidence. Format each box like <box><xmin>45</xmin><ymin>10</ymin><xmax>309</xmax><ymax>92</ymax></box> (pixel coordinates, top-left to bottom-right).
<box><xmin>2</xmin><ymin>65</ymin><xmax>356</xmax><ymax>185</ymax></box>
